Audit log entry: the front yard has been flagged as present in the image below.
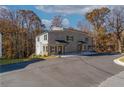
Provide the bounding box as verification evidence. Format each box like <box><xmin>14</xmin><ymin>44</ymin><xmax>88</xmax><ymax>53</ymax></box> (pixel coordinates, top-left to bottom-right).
<box><xmin>1</xmin><ymin>54</ymin><xmax>124</xmax><ymax>86</ymax></box>
<box><xmin>0</xmin><ymin>55</ymin><xmax>57</xmax><ymax>65</ymax></box>
<box><xmin>0</xmin><ymin>58</ymin><xmax>31</xmax><ymax>65</ymax></box>
<box><xmin>119</xmin><ymin>57</ymin><xmax>124</xmax><ymax>62</ymax></box>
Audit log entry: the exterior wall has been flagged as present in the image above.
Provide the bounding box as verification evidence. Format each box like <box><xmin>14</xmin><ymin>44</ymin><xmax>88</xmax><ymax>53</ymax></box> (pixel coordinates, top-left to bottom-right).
<box><xmin>36</xmin><ymin>30</ymin><xmax>93</xmax><ymax>56</ymax></box>
<box><xmin>36</xmin><ymin>33</ymin><xmax>48</xmax><ymax>56</ymax></box>
<box><xmin>0</xmin><ymin>33</ymin><xmax>2</xmax><ymax>58</ymax></box>
<box><xmin>48</xmin><ymin>30</ymin><xmax>93</xmax><ymax>54</ymax></box>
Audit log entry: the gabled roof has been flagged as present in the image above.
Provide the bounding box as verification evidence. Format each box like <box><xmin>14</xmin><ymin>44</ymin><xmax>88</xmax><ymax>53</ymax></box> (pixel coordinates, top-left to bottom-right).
<box><xmin>36</xmin><ymin>28</ymin><xmax>91</xmax><ymax>38</ymax></box>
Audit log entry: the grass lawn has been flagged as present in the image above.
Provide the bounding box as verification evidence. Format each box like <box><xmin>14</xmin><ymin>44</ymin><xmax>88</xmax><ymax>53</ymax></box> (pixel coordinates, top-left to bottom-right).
<box><xmin>0</xmin><ymin>55</ymin><xmax>57</xmax><ymax>65</ymax></box>
<box><xmin>0</xmin><ymin>58</ymin><xmax>31</xmax><ymax>65</ymax></box>
<box><xmin>32</xmin><ymin>55</ymin><xmax>57</xmax><ymax>59</ymax></box>
<box><xmin>119</xmin><ymin>57</ymin><xmax>124</xmax><ymax>62</ymax></box>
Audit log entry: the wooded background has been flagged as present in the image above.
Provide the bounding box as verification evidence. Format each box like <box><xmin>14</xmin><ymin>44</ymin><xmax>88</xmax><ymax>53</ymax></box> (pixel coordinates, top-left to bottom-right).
<box><xmin>0</xmin><ymin>6</ymin><xmax>124</xmax><ymax>59</ymax></box>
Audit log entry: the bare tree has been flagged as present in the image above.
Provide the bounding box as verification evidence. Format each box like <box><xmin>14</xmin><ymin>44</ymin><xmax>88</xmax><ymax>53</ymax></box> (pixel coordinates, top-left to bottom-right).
<box><xmin>107</xmin><ymin>6</ymin><xmax>124</xmax><ymax>53</ymax></box>
<box><xmin>16</xmin><ymin>10</ymin><xmax>43</xmax><ymax>58</ymax></box>
<box><xmin>51</xmin><ymin>15</ymin><xmax>63</xmax><ymax>28</ymax></box>
<box><xmin>78</xmin><ymin>21</ymin><xmax>90</xmax><ymax>32</ymax></box>
<box><xmin>77</xmin><ymin>21</ymin><xmax>83</xmax><ymax>30</ymax></box>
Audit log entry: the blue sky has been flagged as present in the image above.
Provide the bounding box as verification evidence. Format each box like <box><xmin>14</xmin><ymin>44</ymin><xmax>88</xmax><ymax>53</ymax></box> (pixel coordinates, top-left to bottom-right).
<box><xmin>5</xmin><ymin>5</ymin><xmax>109</xmax><ymax>29</ymax></box>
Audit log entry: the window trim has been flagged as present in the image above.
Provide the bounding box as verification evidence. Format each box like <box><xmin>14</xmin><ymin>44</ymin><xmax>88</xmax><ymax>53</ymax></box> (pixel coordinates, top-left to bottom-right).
<box><xmin>44</xmin><ymin>35</ymin><xmax>47</xmax><ymax>40</ymax></box>
<box><xmin>66</xmin><ymin>35</ymin><xmax>74</xmax><ymax>41</ymax></box>
<box><xmin>43</xmin><ymin>46</ymin><xmax>45</xmax><ymax>52</ymax></box>
<box><xmin>85</xmin><ymin>37</ymin><xmax>89</xmax><ymax>42</ymax></box>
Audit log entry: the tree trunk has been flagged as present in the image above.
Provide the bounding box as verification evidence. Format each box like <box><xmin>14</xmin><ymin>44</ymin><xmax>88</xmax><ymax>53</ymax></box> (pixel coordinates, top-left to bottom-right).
<box><xmin>118</xmin><ymin>39</ymin><xmax>122</xmax><ymax>53</ymax></box>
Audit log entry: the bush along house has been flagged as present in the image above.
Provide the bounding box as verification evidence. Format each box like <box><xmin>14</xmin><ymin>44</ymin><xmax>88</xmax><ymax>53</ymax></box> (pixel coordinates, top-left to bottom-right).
<box><xmin>35</xmin><ymin>27</ymin><xmax>93</xmax><ymax>56</ymax></box>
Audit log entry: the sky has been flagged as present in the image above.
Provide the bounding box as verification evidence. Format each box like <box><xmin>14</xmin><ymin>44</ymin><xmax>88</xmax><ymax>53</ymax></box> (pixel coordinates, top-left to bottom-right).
<box><xmin>1</xmin><ymin>5</ymin><xmax>112</xmax><ymax>29</ymax></box>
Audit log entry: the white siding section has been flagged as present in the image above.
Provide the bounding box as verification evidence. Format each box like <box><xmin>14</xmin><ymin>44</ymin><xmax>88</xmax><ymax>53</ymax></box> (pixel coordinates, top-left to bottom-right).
<box><xmin>0</xmin><ymin>33</ymin><xmax>2</xmax><ymax>58</ymax></box>
<box><xmin>36</xmin><ymin>33</ymin><xmax>48</xmax><ymax>55</ymax></box>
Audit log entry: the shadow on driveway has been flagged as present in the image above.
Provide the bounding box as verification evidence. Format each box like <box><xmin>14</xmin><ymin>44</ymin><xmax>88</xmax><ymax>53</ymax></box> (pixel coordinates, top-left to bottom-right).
<box><xmin>82</xmin><ymin>52</ymin><xmax>120</xmax><ymax>56</ymax></box>
<box><xmin>0</xmin><ymin>58</ymin><xmax>45</xmax><ymax>73</ymax></box>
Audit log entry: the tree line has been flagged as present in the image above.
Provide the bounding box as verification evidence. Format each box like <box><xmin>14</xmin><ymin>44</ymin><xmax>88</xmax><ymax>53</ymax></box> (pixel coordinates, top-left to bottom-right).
<box><xmin>85</xmin><ymin>6</ymin><xmax>124</xmax><ymax>53</ymax></box>
<box><xmin>0</xmin><ymin>8</ymin><xmax>65</xmax><ymax>59</ymax></box>
<box><xmin>0</xmin><ymin>6</ymin><xmax>124</xmax><ymax>59</ymax></box>
<box><xmin>0</xmin><ymin>8</ymin><xmax>44</xmax><ymax>58</ymax></box>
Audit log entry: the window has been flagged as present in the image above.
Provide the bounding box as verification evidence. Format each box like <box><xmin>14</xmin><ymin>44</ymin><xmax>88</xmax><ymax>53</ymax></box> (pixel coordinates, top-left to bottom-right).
<box><xmin>46</xmin><ymin>46</ymin><xmax>48</xmax><ymax>52</ymax></box>
<box><xmin>85</xmin><ymin>38</ymin><xmax>89</xmax><ymax>42</ymax></box>
<box><xmin>37</xmin><ymin>37</ymin><xmax>40</xmax><ymax>42</ymax></box>
<box><xmin>44</xmin><ymin>35</ymin><xmax>47</xmax><ymax>40</ymax></box>
<box><xmin>43</xmin><ymin>46</ymin><xmax>45</xmax><ymax>52</ymax></box>
<box><xmin>66</xmin><ymin>36</ymin><xmax>74</xmax><ymax>41</ymax></box>
<box><xmin>43</xmin><ymin>46</ymin><xmax>48</xmax><ymax>52</ymax></box>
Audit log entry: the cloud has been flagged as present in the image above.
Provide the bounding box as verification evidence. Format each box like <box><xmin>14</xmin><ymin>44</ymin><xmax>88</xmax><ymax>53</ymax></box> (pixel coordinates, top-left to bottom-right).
<box><xmin>42</xmin><ymin>18</ymin><xmax>70</xmax><ymax>29</ymax></box>
<box><xmin>36</xmin><ymin>5</ymin><xmax>110</xmax><ymax>15</ymax></box>
<box><xmin>42</xmin><ymin>19</ymin><xmax>52</xmax><ymax>29</ymax></box>
<box><xmin>0</xmin><ymin>6</ymin><xmax>9</xmax><ymax>13</ymax></box>
<box><xmin>0</xmin><ymin>6</ymin><xmax>8</xmax><ymax>10</ymax></box>
<box><xmin>62</xmin><ymin>18</ymin><xmax>70</xmax><ymax>27</ymax></box>
<box><xmin>0</xmin><ymin>6</ymin><xmax>10</xmax><ymax>18</ymax></box>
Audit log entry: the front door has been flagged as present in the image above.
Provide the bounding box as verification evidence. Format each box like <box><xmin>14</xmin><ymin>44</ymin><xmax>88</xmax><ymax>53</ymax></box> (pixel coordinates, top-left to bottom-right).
<box><xmin>77</xmin><ymin>44</ymin><xmax>82</xmax><ymax>52</ymax></box>
<box><xmin>58</xmin><ymin>46</ymin><xmax>63</xmax><ymax>54</ymax></box>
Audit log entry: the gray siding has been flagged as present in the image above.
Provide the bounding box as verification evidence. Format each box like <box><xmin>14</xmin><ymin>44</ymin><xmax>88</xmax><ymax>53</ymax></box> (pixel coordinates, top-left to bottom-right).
<box><xmin>48</xmin><ymin>31</ymin><xmax>93</xmax><ymax>53</ymax></box>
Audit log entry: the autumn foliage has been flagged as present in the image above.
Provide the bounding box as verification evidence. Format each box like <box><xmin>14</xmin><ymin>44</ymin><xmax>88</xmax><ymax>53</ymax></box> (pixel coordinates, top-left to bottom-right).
<box><xmin>0</xmin><ymin>8</ymin><xmax>43</xmax><ymax>58</ymax></box>
<box><xmin>0</xmin><ymin>6</ymin><xmax>124</xmax><ymax>59</ymax></box>
<box><xmin>86</xmin><ymin>7</ymin><xmax>124</xmax><ymax>53</ymax></box>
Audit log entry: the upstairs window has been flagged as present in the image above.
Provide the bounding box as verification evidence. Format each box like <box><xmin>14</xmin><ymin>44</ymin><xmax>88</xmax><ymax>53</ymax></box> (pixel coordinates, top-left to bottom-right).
<box><xmin>66</xmin><ymin>36</ymin><xmax>74</xmax><ymax>41</ymax></box>
<box><xmin>44</xmin><ymin>35</ymin><xmax>47</xmax><ymax>40</ymax></box>
<box><xmin>85</xmin><ymin>37</ymin><xmax>89</xmax><ymax>42</ymax></box>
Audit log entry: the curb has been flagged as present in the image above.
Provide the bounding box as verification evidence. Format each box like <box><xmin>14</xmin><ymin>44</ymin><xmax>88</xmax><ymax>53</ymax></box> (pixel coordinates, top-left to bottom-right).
<box><xmin>114</xmin><ymin>59</ymin><xmax>124</xmax><ymax>66</ymax></box>
<box><xmin>121</xmin><ymin>53</ymin><xmax>124</xmax><ymax>55</ymax></box>
<box><xmin>99</xmin><ymin>71</ymin><xmax>124</xmax><ymax>87</ymax></box>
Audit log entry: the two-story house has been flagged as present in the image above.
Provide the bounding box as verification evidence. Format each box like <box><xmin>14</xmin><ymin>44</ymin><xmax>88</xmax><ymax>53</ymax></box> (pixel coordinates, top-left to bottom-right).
<box><xmin>35</xmin><ymin>29</ymin><xmax>93</xmax><ymax>56</ymax></box>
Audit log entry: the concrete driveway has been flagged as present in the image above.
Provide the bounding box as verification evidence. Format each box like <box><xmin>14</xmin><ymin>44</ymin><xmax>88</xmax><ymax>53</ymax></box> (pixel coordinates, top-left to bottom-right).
<box><xmin>0</xmin><ymin>54</ymin><xmax>124</xmax><ymax>87</ymax></box>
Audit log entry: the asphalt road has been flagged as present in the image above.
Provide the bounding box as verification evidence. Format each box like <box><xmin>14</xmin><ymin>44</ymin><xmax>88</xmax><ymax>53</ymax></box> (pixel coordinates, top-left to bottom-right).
<box><xmin>0</xmin><ymin>54</ymin><xmax>124</xmax><ymax>87</ymax></box>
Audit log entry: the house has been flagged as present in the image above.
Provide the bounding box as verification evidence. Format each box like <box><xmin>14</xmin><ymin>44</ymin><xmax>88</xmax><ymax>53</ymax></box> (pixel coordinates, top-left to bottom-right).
<box><xmin>36</xmin><ymin>29</ymin><xmax>93</xmax><ymax>56</ymax></box>
<box><xmin>0</xmin><ymin>33</ymin><xmax>1</xmax><ymax>58</ymax></box>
